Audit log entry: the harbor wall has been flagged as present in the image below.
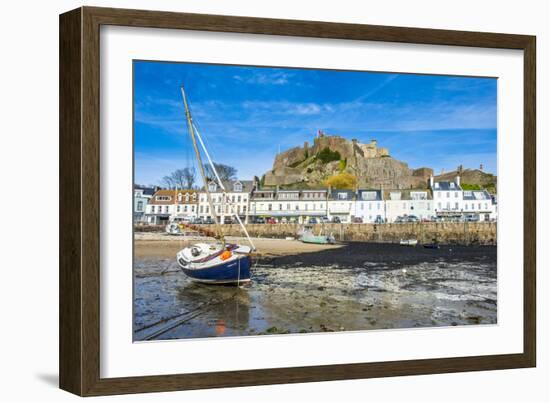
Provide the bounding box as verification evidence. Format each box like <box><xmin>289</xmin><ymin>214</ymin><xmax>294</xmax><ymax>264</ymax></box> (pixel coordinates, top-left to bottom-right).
<box><xmin>197</xmin><ymin>222</ymin><xmax>497</xmax><ymax>245</ymax></box>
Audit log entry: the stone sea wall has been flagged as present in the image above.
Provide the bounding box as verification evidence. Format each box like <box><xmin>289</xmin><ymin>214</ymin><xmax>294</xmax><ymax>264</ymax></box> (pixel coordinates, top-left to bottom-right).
<box><xmin>199</xmin><ymin>222</ymin><xmax>497</xmax><ymax>245</ymax></box>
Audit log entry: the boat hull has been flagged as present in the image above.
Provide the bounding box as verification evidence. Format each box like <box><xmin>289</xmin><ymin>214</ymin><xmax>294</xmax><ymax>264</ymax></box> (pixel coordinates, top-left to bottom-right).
<box><xmin>301</xmin><ymin>235</ymin><xmax>335</xmax><ymax>244</ymax></box>
<box><xmin>179</xmin><ymin>255</ymin><xmax>252</xmax><ymax>284</ymax></box>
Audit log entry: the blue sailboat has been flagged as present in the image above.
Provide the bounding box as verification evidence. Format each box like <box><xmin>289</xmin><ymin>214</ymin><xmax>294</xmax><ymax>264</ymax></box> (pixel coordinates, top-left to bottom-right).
<box><xmin>175</xmin><ymin>85</ymin><xmax>256</xmax><ymax>285</ymax></box>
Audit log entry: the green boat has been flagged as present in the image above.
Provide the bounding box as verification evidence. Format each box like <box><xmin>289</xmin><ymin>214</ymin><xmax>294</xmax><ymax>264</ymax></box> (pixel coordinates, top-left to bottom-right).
<box><xmin>298</xmin><ymin>226</ymin><xmax>336</xmax><ymax>244</ymax></box>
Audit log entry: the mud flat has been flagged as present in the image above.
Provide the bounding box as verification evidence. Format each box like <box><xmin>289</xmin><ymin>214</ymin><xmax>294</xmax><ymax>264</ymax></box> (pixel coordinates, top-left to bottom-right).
<box><xmin>133</xmin><ymin>239</ymin><xmax>497</xmax><ymax>341</ymax></box>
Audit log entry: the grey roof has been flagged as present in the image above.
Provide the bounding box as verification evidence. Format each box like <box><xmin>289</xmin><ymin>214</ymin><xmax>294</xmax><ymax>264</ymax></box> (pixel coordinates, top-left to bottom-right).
<box><xmin>356</xmin><ymin>189</ymin><xmax>383</xmax><ymax>201</ymax></box>
<box><xmin>208</xmin><ymin>180</ymin><xmax>255</xmax><ymax>193</ymax></box>
<box><xmin>462</xmin><ymin>189</ymin><xmax>492</xmax><ymax>200</ymax></box>
<box><xmin>329</xmin><ymin>189</ymin><xmax>355</xmax><ymax>200</ymax></box>
<box><xmin>383</xmin><ymin>189</ymin><xmax>433</xmax><ymax>201</ymax></box>
<box><xmin>134</xmin><ymin>185</ymin><xmax>156</xmax><ymax>196</ymax></box>
<box><xmin>432</xmin><ymin>181</ymin><xmax>462</xmax><ymax>191</ymax></box>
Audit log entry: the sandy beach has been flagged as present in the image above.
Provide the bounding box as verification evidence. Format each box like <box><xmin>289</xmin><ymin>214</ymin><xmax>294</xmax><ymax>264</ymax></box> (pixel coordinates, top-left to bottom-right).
<box><xmin>134</xmin><ymin>232</ymin><xmax>342</xmax><ymax>259</ymax></box>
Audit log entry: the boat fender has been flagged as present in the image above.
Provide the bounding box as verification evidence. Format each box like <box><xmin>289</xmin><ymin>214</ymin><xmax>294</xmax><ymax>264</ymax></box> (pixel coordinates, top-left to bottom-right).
<box><xmin>220</xmin><ymin>250</ymin><xmax>232</xmax><ymax>261</ymax></box>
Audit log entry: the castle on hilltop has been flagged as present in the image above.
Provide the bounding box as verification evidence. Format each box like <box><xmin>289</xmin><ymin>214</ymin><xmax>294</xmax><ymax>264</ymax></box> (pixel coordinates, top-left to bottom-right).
<box><xmin>266</xmin><ymin>131</ymin><xmax>433</xmax><ymax>189</ymax></box>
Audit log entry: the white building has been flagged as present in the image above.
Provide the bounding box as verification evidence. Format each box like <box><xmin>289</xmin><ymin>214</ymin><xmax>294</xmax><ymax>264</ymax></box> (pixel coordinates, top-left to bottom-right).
<box><xmin>385</xmin><ymin>189</ymin><xmax>434</xmax><ymax>223</ymax></box>
<box><xmin>461</xmin><ymin>189</ymin><xmax>497</xmax><ymax>221</ymax></box>
<box><xmin>249</xmin><ymin>189</ymin><xmax>328</xmax><ymax>223</ymax></box>
<box><xmin>430</xmin><ymin>175</ymin><xmax>497</xmax><ymax>221</ymax></box>
<box><xmin>328</xmin><ymin>189</ymin><xmax>355</xmax><ymax>223</ymax></box>
<box><xmin>133</xmin><ymin>186</ymin><xmax>155</xmax><ymax>223</ymax></box>
<box><xmin>354</xmin><ymin>189</ymin><xmax>385</xmax><ymax>223</ymax></box>
<box><xmin>431</xmin><ymin>175</ymin><xmax>463</xmax><ymax>219</ymax></box>
<box><xmin>198</xmin><ymin>180</ymin><xmax>254</xmax><ymax>223</ymax></box>
<box><xmin>144</xmin><ymin>189</ymin><xmax>199</xmax><ymax>224</ymax></box>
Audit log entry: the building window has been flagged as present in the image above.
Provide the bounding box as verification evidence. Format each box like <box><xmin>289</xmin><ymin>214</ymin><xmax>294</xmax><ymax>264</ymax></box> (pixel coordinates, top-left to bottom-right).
<box><xmin>177</xmin><ymin>205</ymin><xmax>181</xmax><ymax>212</ymax></box>
<box><xmin>338</xmin><ymin>192</ymin><xmax>348</xmax><ymax>200</ymax></box>
<box><xmin>164</xmin><ymin>206</ymin><xmax>169</xmax><ymax>213</ymax></box>
<box><xmin>287</xmin><ymin>203</ymin><xmax>291</xmax><ymax>210</ymax></box>
<box><xmin>446</xmin><ymin>192</ymin><xmax>450</xmax><ymax>198</ymax></box>
<box><xmin>200</xmin><ymin>206</ymin><xmax>203</xmax><ymax>213</ymax></box>
<box><xmin>151</xmin><ymin>206</ymin><xmax>155</xmax><ymax>213</ymax></box>
<box><xmin>454</xmin><ymin>192</ymin><xmax>458</xmax><ymax>198</ymax></box>
<box><xmin>156</xmin><ymin>196</ymin><xmax>171</xmax><ymax>201</ymax></box>
<box><xmin>279</xmin><ymin>204</ymin><xmax>282</xmax><ymax>210</ymax></box>
<box><xmin>455</xmin><ymin>202</ymin><xmax>459</xmax><ymax>209</ymax></box>
<box><xmin>184</xmin><ymin>205</ymin><xmax>188</xmax><ymax>212</ymax></box>
<box><xmin>137</xmin><ymin>201</ymin><xmax>143</xmax><ymax>211</ymax></box>
<box><xmin>233</xmin><ymin>183</ymin><xmax>243</xmax><ymax>192</ymax></box>
<box><xmin>208</xmin><ymin>183</ymin><xmax>217</xmax><ymax>192</ymax></box>
<box><xmin>238</xmin><ymin>195</ymin><xmax>241</xmax><ymax>203</ymax></box>
<box><xmin>268</xmin><ymin>204</ymin><xmax>272</xmax><ymax>211</ymax></box>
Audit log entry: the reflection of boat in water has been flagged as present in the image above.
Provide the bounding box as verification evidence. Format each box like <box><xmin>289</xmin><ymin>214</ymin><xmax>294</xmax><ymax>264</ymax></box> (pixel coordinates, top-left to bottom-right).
<box><xmin>298</xmin><ymin>225</ymin><xmax>335</xmax><ymax>245</ymax></box>
<box><xmin>400</xmin><ymin>239</ymin><xmax>418</xmax><ymax>246</ymax></box>
<box><xmin>175</xmin><ymin>85</ymin><xmax>255</xmax><ymax>285</ymax></box>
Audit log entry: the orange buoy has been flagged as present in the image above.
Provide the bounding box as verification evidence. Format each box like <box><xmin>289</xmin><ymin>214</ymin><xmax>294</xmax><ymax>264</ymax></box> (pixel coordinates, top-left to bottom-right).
<box><xmin>220</xmin><ymin>250</ymin><xmax>232</xmax><ymax>261</ymax></box>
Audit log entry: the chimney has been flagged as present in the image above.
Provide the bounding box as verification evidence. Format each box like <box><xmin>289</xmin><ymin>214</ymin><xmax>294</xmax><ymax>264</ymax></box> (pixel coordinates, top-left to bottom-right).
<box><xmin>456</xmin><ymin>175</ymin><xmax>461</xmax><ymax>187</ymax></box>
<box><xmin>429</xmin><ymin>175</ymin><xmax>434</xmax><ymax>189</ymax></box>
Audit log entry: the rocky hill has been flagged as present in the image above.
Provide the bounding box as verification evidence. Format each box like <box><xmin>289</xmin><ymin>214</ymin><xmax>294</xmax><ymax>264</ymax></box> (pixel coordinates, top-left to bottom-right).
<box><xmin>435</xmin><ymin>168</ymin><xmax>497</xmax><ymax>193</ymax></box>
<box><xmin>263</xmin><ymin>132</ymin><xmax>434</xmax><ymax>189</ymax></box>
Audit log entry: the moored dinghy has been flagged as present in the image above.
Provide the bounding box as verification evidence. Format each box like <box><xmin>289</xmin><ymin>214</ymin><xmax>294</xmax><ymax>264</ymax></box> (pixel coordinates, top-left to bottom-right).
<box><xmin>399</xmin><ymin>239</ymin><xmax>418</xmax><ymax>246</ymax></box>
<box><xmin>175</xmin><ymin>85</ymin><xmax>256</xmax><ymax>285</ymax></box>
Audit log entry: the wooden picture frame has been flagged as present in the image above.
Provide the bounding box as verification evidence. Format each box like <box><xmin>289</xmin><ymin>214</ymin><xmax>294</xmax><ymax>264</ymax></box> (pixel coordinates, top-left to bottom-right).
<box><xmin>59</xmin><ymin>6</ymin><xmax>536</xmax><ymax>396</ymax></box>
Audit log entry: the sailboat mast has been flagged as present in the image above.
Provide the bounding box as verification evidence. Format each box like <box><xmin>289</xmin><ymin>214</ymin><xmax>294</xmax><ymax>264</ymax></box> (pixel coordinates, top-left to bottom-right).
<box><xmin>180</xmin><ymin>85</ymin><xmax>225</xmax><ymax>246</ymax></box>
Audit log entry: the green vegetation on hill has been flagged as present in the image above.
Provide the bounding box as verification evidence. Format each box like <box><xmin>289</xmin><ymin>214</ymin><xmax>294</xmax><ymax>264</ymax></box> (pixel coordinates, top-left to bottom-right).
<box><xmin>317</xmin><ymin>147</ymin><xmax>341</xmax><ymax>164</ymax></box>
<box><xmin>461</xmin><ymin>183</ymin><xmax>482</xmax><ymax>190</ymax></box>
<box><xmin>338</xmin><ymin>159</ymin><xmax>347</xmax><ymax>172</ymax></box>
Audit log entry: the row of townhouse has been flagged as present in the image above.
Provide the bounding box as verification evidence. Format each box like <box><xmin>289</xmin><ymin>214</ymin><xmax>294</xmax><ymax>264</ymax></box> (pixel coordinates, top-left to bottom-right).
<box><xmin>134</xmin><ymin>176</ymin><xmax>497</xmax><ymax>225</ymax></box>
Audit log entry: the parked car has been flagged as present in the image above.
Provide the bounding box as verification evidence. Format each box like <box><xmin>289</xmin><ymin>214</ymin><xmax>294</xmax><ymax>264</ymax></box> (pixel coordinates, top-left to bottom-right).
<box><xmin>374</xmin><ymin>215</ymin><xmax>384</xmax><ymax>224</ymax></box>
<box><xmin>352</xmin><ymin>217</ymin><xmax>363</xmax><ymax>223</ymax></box>
<box><xmin>223</xmin><ymin>216</ymin><xmax>234</xmax><ymax>224</ymax></box>
<box><xmin>253</xmin><ymin>217</ymin><xmax>266</xmax><ymax>224</ymax></box>
<box><xmin>464</xmin><ymin>213</ymin><xmax>480</xmax><ymax>222</ymax></box>
<box><xmin>193</xmin><ymin>217</ymin><xmax>204</xmax><ymax>224</ymax></box>
<box><xmin>331</xmin><ymin>216</ymin><xmax>341</xmax><ymax>224</ymax></box>
<box><xmin>320</xmin><ymin>216</ymin><xmax>330</xmax><ymax>223</ymax></box>
<box><xmin>203</xmin><ymin>217</ymin><xmax>214</xmax><ymax>225</ymax></box>
<box><xmin>406</xmin><ymin>215</ymin><xmax>419</xmax><ymax>223</ymax></box>
<box><xmin>308</xmin><ymin>217</ymin><xmax>318</xmax><ymax>224</ymax></box>
<box><xmin>266</xmin><ymin>217</ymin><xmax>277</xmax><ymax>224</ymax></box>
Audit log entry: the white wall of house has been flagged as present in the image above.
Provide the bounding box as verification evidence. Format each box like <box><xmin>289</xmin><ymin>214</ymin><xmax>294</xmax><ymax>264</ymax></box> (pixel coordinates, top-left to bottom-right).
<box><xmin>133</xmin><ymin>189</ymin><xmax>151</xmax><ymax>222</ymax></box>
<box><xmin>197</xmin><ymin>181</ymin><xmax>251</xmax><ymax>223</ymax></box>
<box><xmin>354</xmin><ymin>200</ymin><xmax>385</xmax><ymax>222</ymax></box>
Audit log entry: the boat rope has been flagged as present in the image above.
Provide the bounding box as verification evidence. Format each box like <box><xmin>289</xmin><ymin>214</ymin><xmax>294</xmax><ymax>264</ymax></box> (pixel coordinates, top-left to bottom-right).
<box><xmin>193</xmin><ymin>122</ymin><xmax>256</xmax><ymax>251</ymax></box>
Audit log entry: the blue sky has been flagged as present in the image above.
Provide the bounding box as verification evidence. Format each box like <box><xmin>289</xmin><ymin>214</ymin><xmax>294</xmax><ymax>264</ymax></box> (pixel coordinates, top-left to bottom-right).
<box><xmin>134</xmin><ymin>61</ymin><xmax>497</xmax><ymax>185</ymax></box>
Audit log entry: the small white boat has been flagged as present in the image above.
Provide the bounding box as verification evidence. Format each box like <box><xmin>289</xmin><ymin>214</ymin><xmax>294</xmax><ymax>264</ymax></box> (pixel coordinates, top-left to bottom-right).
<box><xmin>165</xmin><ymin>222</ymin><xmax>181</xmax><ymax>234</ymax></box>
<box><xmin>400</xmin><ymin>239</ymin><xmax>418</xmax><ymax>246</ymax></box>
